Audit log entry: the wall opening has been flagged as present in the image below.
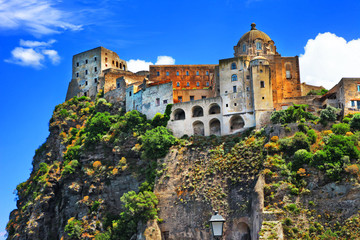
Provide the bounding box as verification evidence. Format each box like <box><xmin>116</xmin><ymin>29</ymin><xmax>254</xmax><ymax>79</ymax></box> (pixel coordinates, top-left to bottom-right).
<box><xmin>210</xmin><ymin>118</ymin><xmax>221</xmax><ymax>136</ymax></box>
<box><xmin>209</xmin><ymin>104</ymin><xmax>221</xmax><ymax>115</ymax></box>
<box><xmin>174</xmin><ymin>109</ymin><xmax>185</xmax><ymax>120</ymax></box>
<box><xmin>193</xmin><ymin>121</ymin><xmax>205</xmax><ymax>136</ymax></box>
<box><xmin>230</xmin><ymin>115</ymin><xmax>245</xmax><ymax>131</ymax></box>
<box><xmin>192</xmin><ymin>106</ymin><xmax>204</xmax><ymax>117</ymax></box>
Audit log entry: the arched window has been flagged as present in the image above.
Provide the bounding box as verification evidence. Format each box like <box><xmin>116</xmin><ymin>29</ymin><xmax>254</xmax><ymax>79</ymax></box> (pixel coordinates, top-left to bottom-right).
<box><xmin>193</xmin><ymin>121</ymin><xmax>204</xmax><ymax>136</ymax></box>
<box><xmin>231</xmin><ymin>74</ymin><xmax>237</xmax><ymax>82</ymax></box>
<box><xmin>256</xmin><ymin>42</ymin><xmax>262</xmax><ymax>50</ymax></box>
<box><xmin>230</xmin><ymin>115</ymin><xmax>245</xmax><ymax>131</ymax></box>
<box><xmin>209</xmin><ymin>119</ymin><xmax>221</xmax><ymax>136</ymax></box>
<box><xmin>174</xmin><ymin>109</ymin><xmax>185</xmax><ymax>120</ymax></box>
<box><xmin>231</xmin><ymin>62</ymin><xmax>237</xmax><ymax>70</ymax></box>
<box><xmin>209</xmin><ymin>104</ymin><xmax>221</xmax><ymax>115</ymax></box>
<box><xmin>192</xmin><ymin>106</ymin><xmax>204</xmax><ymax>117</ymax></box>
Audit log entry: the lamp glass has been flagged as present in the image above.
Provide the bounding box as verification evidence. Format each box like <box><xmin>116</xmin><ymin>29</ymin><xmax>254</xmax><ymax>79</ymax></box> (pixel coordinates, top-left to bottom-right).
<box><xmin>211</xmin><ymin>221</ymin><xmax>223</xmax><ymax>237</ymax></box>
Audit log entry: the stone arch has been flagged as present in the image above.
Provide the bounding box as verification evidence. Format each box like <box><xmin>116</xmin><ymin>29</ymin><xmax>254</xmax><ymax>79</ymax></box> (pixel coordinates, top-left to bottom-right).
<box><xmin>209</xmin><ymin>103</ymin><xmax>221</xmax><ymax>115</ymax></box>
<box><xmin>193</xmin><ymin>121</ymin><xmax>204</xmax><ymax>136</ymax></box>
<box><xmin>192</xmin><ymin>106</ymin><xmax>204</xmax><ymax>117</ymax></box>
<box><xmin>227</xmin><ymin>221</ymin><xmax>251</xmax><ymax>240</ymax></box>
<box><xmin>230</xmin><ymin>115</ymin><xmax>245</xmax><ymax>131</ymax></box>
<box><xmin>209</xmin><ymin>118</ymin><xmax>221</xmax><ymax>136</ymax></box>
<box><xmin>173</xmin><ymin>108</ymin><xmax>185</xmax><ymax>120</ymax></box>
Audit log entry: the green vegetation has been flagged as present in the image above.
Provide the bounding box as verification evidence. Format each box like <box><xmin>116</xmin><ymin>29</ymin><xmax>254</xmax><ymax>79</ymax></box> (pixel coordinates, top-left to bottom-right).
<box><xmin>319</xmin><ymin>105</ymin><xmax>337</xmax><ymax>124</ymax></box>
<box><xmin>331</xmin><ymin>123</ymin><xmax>350</xmax><ymax>135</ymax></box>
<box><xmin>141</xmin><ymin>126</ymin><xmax>176</xmax><ymax>159</ymax></box>
<box><xmin>350</xmin><ymin>113</ymin><xmax>360</xmax><ymax>130</ymax></box>
<box><xmin>270</xmin><ymin>104</ymin><xmax>318</xmax><ymax>124</ymax></box>
<box><xmin>307</xmin><ymin>89</ymin><xmax>328</xmax><ymax>96</ymax></box>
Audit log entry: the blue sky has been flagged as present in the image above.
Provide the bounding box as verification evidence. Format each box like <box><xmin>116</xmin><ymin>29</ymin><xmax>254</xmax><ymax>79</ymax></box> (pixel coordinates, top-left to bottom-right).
<box><xmin>0</xmin><ymin>0</ymin><xmax>360</xmax><ymax>238</ymax></box>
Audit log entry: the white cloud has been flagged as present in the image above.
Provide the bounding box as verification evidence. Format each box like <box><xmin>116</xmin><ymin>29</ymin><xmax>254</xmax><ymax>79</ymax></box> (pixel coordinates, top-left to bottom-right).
<box><xmin>5</xmin><ymin>39</ymin><xmax>60</xmax><ymax>68</ymax></box>
<box><xmin>127</xmin><ymin>59</ymin><xmax>154</xmax><ymax>73</ymax></box>
<box><xmin>300</xmin><ymin>32</ymin><xmax>360</xmax><ymax>89</ymax></box>
<box><xmin>155</xmin><ymin>56</ymin><xmax>176</xmax><ymax>65</ymax></box>
<box><xmin>0</xmin><ymin>0</ymin><xmax>82</xmax><ymax>36</ymax></box>
<box><xmin>42</xmin><ymin>49</ymin><xmax>60</xmax><ymax>65</ymax></box>
<box><xmin>5</xmin><ymin>47</ymin><xmax>45</xmax><ymax>68</ymax></box>
<box><xmin>20</xmin><ymin>39</ymin><xmax>56</xmax><ymax>48</ymax></box>
<box><xmin>127</xmin><ymin>56</ymin><xmax>176</xmax><ymax>73</ymax></box>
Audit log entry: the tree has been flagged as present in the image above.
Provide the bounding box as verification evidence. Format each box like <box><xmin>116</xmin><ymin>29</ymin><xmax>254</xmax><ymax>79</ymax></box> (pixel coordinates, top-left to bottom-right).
<box><xmin>141</xmin><ymin>126</ymin><xmax>176</xmax><ymax>159</ymax></box>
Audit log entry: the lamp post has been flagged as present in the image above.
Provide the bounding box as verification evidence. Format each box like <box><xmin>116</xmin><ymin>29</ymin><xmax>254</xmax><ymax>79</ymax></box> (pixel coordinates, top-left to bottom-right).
<box><xmin>209</xmin><ymin>211</ymin><xmax>226</xmax><ymax>239</ymax></box>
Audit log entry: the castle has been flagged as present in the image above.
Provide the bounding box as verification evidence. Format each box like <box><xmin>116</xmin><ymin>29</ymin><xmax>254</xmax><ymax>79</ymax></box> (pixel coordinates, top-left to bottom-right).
<box><xmin>65</xmin><ymin>23</ymin><xmax>359</xmax><ymax>137</ymax></box>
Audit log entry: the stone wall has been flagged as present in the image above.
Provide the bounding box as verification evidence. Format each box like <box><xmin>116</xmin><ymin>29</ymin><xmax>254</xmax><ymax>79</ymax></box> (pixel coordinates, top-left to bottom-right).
<box><xmin>141</xmin><ymin>82</ymin><xmax>173</xmax><ymax>119</ymax></box>
<box><xmin>300</xmin><ymin>82</ymin><xmax>325</xmax><ymax>96</ymax></box>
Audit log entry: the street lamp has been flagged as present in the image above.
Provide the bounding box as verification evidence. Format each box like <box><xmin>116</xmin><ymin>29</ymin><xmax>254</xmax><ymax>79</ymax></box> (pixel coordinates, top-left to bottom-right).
<box><xmin>209</xmin><ymin>211</ymin><xmax>226</xmax><ymax>239</ymax></box>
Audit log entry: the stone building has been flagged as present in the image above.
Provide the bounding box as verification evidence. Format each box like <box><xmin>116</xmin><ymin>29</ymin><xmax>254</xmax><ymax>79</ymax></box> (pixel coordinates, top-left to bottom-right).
<box><xmin>65</xmin><ymin>23</ymin><xmax>329</xmax><ymax>138</ymax></box>
<box><xmin>320</xmin><ymin>78</ymin><xmax>360</xmax><ymax>115</ymax></box>
<box><xmin>65</xmin><ymin>47</ymin><xmax>128</xmax><ymax>100</ymax></box>
<box><xmin>149</xmin><ymin>64</ymin><xmax>217</xmax><ymax>103</ymax></box>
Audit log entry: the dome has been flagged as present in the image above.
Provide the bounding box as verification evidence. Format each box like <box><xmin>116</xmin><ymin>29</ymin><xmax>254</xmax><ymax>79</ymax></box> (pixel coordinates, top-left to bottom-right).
<box><xmin>238</xmin><ymin>23</ymin><xmax>272</xmax><ymax>45</ymax></box>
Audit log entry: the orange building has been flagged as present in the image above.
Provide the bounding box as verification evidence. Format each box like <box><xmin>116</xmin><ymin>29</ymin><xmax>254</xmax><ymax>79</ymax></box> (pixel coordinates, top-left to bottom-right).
<box><xmin>149</xmin><ymin>65</ymin><xmax>217</xmax><ymax>103</ymax></box>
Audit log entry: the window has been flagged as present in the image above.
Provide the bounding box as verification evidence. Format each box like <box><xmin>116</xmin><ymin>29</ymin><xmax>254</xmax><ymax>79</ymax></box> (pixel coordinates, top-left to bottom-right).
<box><xmin>246</xmin><ymin>75</ymin><xmax>250</xmax><ymax>79</ymax></box>
<box><xmin>186</xmin><ymin>71</ymin><xmax>189</xmax><ymax>76</ymax></box>
<box><xmin>129</xmin><ymin>91</ymin><xmax>132</xmax><ymax>96</ymax></box>
<box><xmin>176</xmin><ymin>82</ymin><xmax>180</xmax><ymax>87</ymax></box>
<box><xmin>286</xmin><ymin>70</ymin><xmax>291</xmax><ymax>79</ymax></box>
<box><xmin>231</xmin><ymin>63</ymin><xmax>237</xmax><ymax>70</ymax></box>
<box><xmin>256</xmin><ymin>42</ymin><xmax>262</xmax><ymax>50</ymax></box>
<box><xmin>225</xmin><ymin>91</ymin><xmax>228</xmax><ymax>94</ymax></box>
<box><xmin>357</xmin><ymin>101</ymin><xmax>360</xmax><ymax>110</ymax></box>
<box><xmin>233</xmin><ymin>86</ymin><xmax>237</xmax><ymax>93</ymax></box>
<box><xmin>260</xmin><ymin>69</ymin><xmax>263</xmax><ymax>73</ymax></box>
<box><xmin>226</xmin><ymin>104</ymin><xmax>229</xmax><ymax>107</ymax></box>
<box><xmin>206</xmin><ymin>71</ymin><xmax>209</xmax><ymax>76</ymax></box>
<box><xmin>94</xmin><ymin>67</ymin><xmax>97</xmax><ymax>72</ymax></box>
<box><xmin>260</xmin><ymin>81</ymin><xmax>265</xmax><ymax>88</ymax></box>
<box><xmin>186</xmin><ymin>82</ymin><xmax>190</xmax><ymax>87</ymax></box>
<box><xmin>85</xmin><ymin>59</ymin><xmax>88</xmax><ymax>64</ymax></box>
<box><xmin>243</xmin><ymin>44</ymin><xmax>246</xmax><ymax>52</ymax></box>
<box><xmin>196</xmin><ymin>71</ymin><xmax>199</xmax><ymax>75</ymax></box>
<box><xmin>176</xmin><ymin>71</ymin><xmax>179</xmax><ymax>76</ymax></box>
<box><xmin>163</xmin><ymin>99</ymin><xmax>168</xmax><ymax>104</ymax></box>
<box><xmin>262</xmin><ymin>97</ymin><xmax>265</xmax><ymax>99</ymax></box>
<box><xmin>351</xmin><ymin>101</ymin><xmax>355</xmax><ymax>107</ymax></box>
<box><xmin>231</xmin><ymin>74</ymin><xmax>237</xmax><ymax>82</ymax></box>
<box><xmin>234</xmin><ymin>103</ymin><xmax>237</xmax><ymax>106</ymax></box>
<box><xmin>166</xmin><ymin>72</ymin><xmax>169</xmax><ymax>76</ymax></box>
<box><xmin>85</xmin><ymin>70</ymin><xmax>88</xmax><ymax>75</ymax></box>
<box><xmin>246</xmin><ymin>87</ymin><xmax>250</xmax><ymax>91</ymax></box>
<box><xmin>157</xmin><ymin>71</ymin><xmax>160</xmax><ymax>76</ymax></box>
<box><xmin>206</xmin><ymin>82</ymin><xmax>209</xmax><ymax>87</ymax></box>
<box><xmin>84</xmin><ymin>92</ymin><xmax>87</xmax><ymax>97</ymax></box>
<box><xmin>85</xmin><ymin>81</ymin><xmax>88</xmax><ymax>86</ymax></box>
<box><xmin>196</xmin><ymin>82</ymin><xmax>200</xmax><ymax>87</ymax></box>
<box><xmin>116</xmin><ymin>62</ymin><xmax>118</xmax><ymax>67</ymax></box>
<box><xmin>112</xmin><ymin>60</ymin><xmax>115</xmax><ymax>65</ymax></box>
<box><xmin>178</xmin><ymin>96</ymin><xmax>182</xmax><ymax>102</ymax></box>
<box><xmin>76</xmin><ymin>62</ymin><xmax>79</xmax><ymax>67</ymax></box>
<box><xmin>94</xmin><ymin>57</ymin><xmax>97</xmax><ymax>61</ymax></box>
<box><xmin>202</xmin><ymin>96</ymin><xmax>206</xmax><ymax>99</ymax></box>
<box><xmin>117</xmin><ymin>82</ymin><xmax>120</xmax><ymax>88</ymax></box>
<box><xmin>156</xmin><ymin>98</ymin><xmax>160</xmax><ymax>106</ymax></box>
<box><xmin>76</xmin><ymin>72</ymin><xmax>79</xmax><ymax>77</ymax></box>
<box><xmin>105</xmin><ymin>57</ymin><xmax>108</xmax><ymax>62</ymax></box>
<box><xmin>190</xmin><ymin>96</ymin><xmax>194</xmax><ymax>101</ymax></box>
<box><xmin>357</xmin><ymin>85</ymin><xmax>360</xmax><ymax>92</ymax></box>
<box><xmin>94</xmin><ymin>78</ymin><xmax>98</xmax><ymax>83</ymax></box>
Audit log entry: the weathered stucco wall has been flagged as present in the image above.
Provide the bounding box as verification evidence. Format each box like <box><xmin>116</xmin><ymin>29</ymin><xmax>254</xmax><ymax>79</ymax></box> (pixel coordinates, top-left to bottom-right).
<box><xmin>300</xmin><ymin>82</ymin><xmax>325</xmax><ymax>96</ymax></box>
<box><xmin>126</xmin><ymin>85</ymin><xmax>143</xmax><ymax>112</ymax></box>
<box><xmin>141</xmin><ymin>82</ymin><xmax>173</xmax><ymax>119</ymax></box>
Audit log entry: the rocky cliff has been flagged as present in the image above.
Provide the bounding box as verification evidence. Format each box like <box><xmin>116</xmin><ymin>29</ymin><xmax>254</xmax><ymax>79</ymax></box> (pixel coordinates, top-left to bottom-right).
<box><xmin>6</xmin><ymin>97</ymin><xmax>360</xmax><ymax>240</ymax></box>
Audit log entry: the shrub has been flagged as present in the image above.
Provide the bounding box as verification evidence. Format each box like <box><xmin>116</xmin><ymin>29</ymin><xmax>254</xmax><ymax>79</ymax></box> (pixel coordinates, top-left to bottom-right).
<box><xmin>298</xmin><ymin>123</ymin><xmax>309</xmax><ymax>133</ymax></box>
<box><xmin>343</xmin><ymin>117</ymin><xmax>351</xmax><ymax>123</ymax></box>
<box><xmin>85</xmin><ymin>112</ymin><xmax>113</xmax><ymax>146</ymax></box>
<box><xmin>283</xmin><ymin>218</ymin><xmax>293</xmax><ymax>226</ymax></box>
<box><xmin>64</xmin><ymin>145</ymin><xmax>81</xmax><ymax>162</ymax></box>
<box><xmin>93</xmin><ymin>161</ymin><xmax>102</xmax><ymax>168</ymax></box>
<box><xmin>120</xmin><ymin>191</ymin><xmax>158</xmax><ymax>221</ymax></box>
<box><xmin>64</xmin><ymin>217</ymin><xmax>83</xmax><ymax>239</ymax></box>
<box><xmin>141</xmin><ymin>126</ymin><xmax>176</xmax><ymax>159</ymax></box>
<box><xmin>270</xmin><ymin>110</ymin><xmax>287</xmax><ymax>124</ymax></box>
<box><xmin>307</xmin><ymin>129</ymin><xmax>317</xmax><ymax>144</ymax></box>
<box><xmin>350</xmin><ymin>114</ymin><xmax>360</xmax><ymax>130</ymax></box>
<box><xmin>324</xmin><ymin>134</ymin><xmax>359</xmax><ymax>162</ymax></box>
<box><xmin>62</xmin><ymin>160</ymin><xmax>79</xmax><ymax>176</ymax></box>
<box><xmin>331</xmin><ymin>123</ymin><xmax>350</xmax><ymax>135</ymax></box>
<box><xmin>310</xmin><ymin>150</ymin><xmax>328</xmax><ymax>169</ymax></box>
<box><xmin>270</xmin><ymin>136</ymin><xmax>279</xmax><ymax>142</ymax></box>
<box><xmin>151</xmin><ymin>104</ymin><xmax>172</xmax><ymax>128</ymax></box>
<box><xmin>293</xmin><ymin>149</ymin><xmax>313</xmax><ymax>170</ymax></box>
<box><xmin>320</xmin><ymin>106</ymin><xmax>337</xmax><ymax>123</ymax></box>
